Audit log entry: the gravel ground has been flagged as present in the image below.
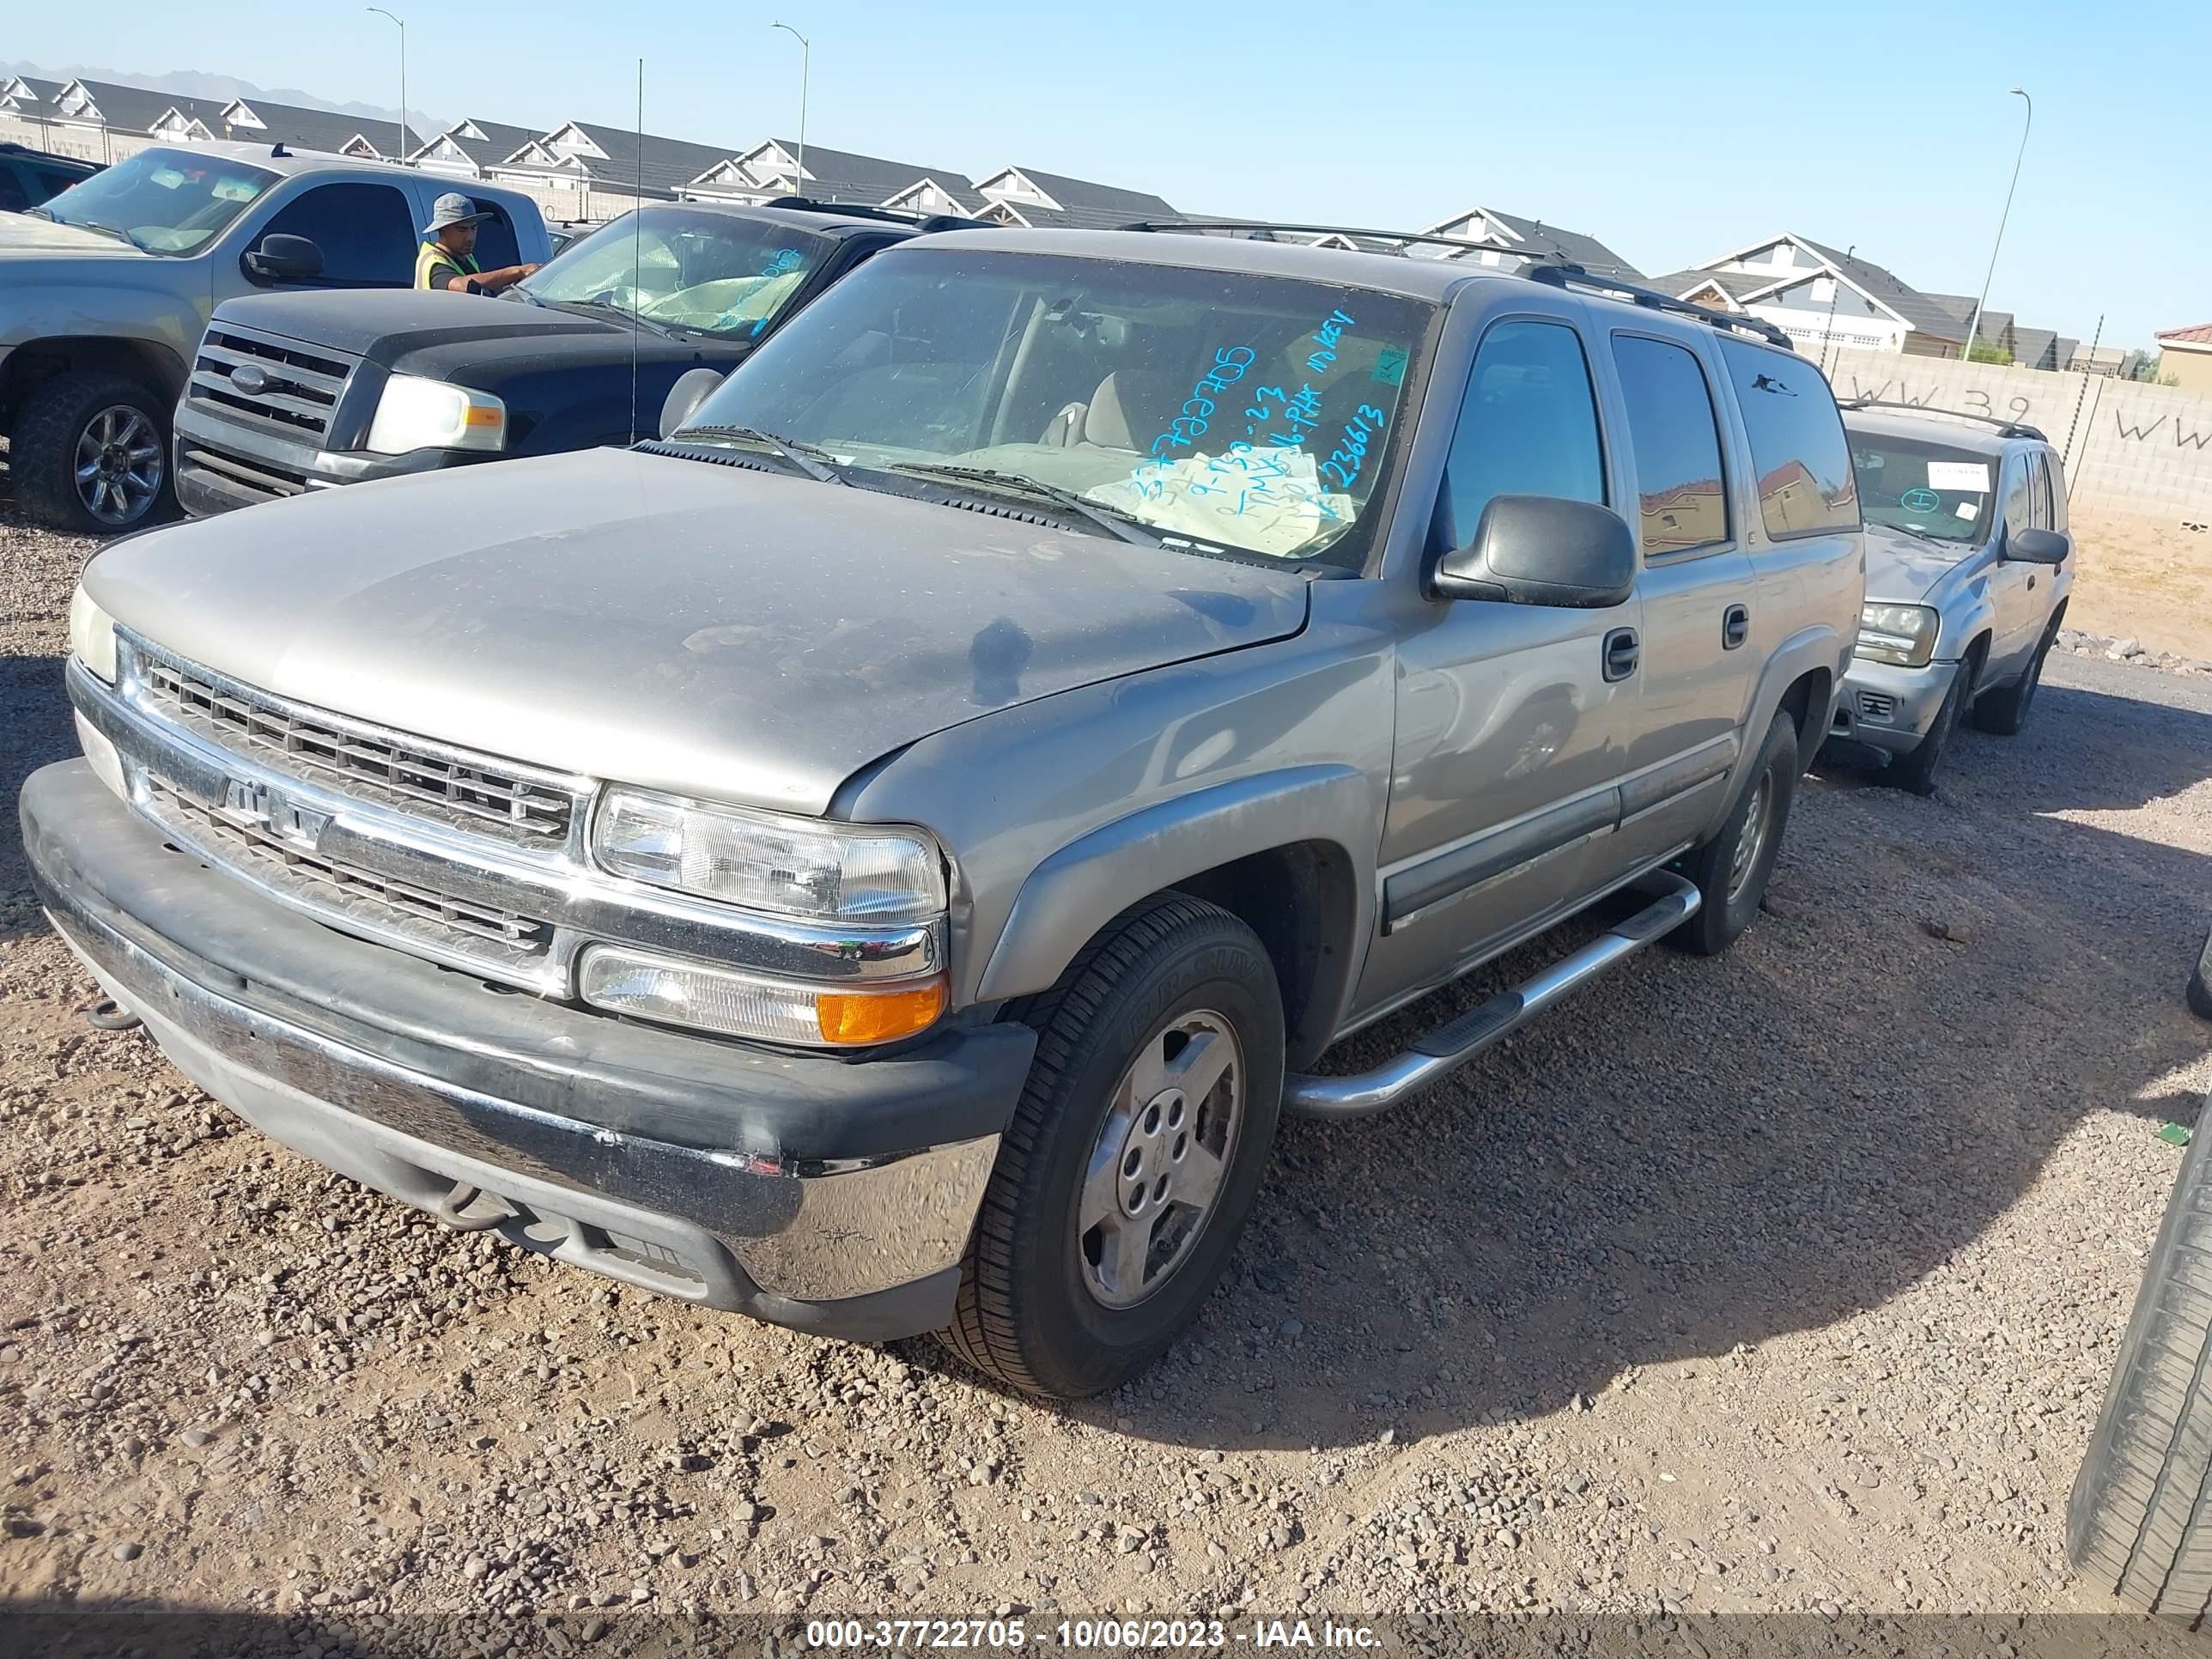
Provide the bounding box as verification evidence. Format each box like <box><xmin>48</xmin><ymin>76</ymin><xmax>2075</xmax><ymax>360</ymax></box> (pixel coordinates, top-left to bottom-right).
<box><xmin>3</xmin><ymin>505</ymin><xmax>2210</xmax><ymax>1651</ymax></box>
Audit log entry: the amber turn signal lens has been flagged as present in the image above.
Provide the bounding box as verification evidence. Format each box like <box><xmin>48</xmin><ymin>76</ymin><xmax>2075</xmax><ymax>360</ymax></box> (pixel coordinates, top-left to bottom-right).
<box><xmin>816</xmin><ymin>980</ymin><xmax>947</xmax><ymax>1045</ymax></box>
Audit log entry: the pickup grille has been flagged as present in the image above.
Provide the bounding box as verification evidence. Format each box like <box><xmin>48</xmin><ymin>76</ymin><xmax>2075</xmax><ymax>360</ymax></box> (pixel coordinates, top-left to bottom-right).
<box><xmin>188</xmin><ymin>325</ymin><xmax>359</xmax><ymax>440</ymax></box>
<box><xmin>144</xmin><ymin>779</ymin><xmax>555</xmax><ymax>969</ymax></box>
<box><xmin>137</xmin><ymin>645</ymin><xmax>579</xmax><ymax>844</ymax></box>
<box><xmin>180</xmin><ymin>446</ymin><xmax>313</xmax><ymax>503</ymax></box>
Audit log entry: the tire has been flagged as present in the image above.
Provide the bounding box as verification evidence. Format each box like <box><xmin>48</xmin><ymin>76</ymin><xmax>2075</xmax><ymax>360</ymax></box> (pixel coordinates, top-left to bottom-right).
<box><xmin>945</xmin><ymin>894</ymin><xmax>1285</xmax><ymax>1399</ymax></box>
<box><xmin>2069</xmin><ymin>1087</ymin><xmax>2212</xmax><ymax>1619</ymax></box>
<box><xmin>1889</xmin><ymin>659</ymin><xmax>1972</xmax><ymax>796</ymax></box>
<box><xmin>10</xmin><ymin>369</ymin><xmax>174</xmax><ymax>535</ymax></box>
<box><xmin>1668</xmin><ymin>708</ymin><xmax>1799</xmax><ymax>957</ymax></box>
<box><xmin>2188</xmin><ymin>927</ymin><xmax>2212</xmax><ymax>1022</ymax></box>
<box><xmin>1973</xmin><ymin>622</ymin><xmax>2057</xmax><ymax>736</ymax></box>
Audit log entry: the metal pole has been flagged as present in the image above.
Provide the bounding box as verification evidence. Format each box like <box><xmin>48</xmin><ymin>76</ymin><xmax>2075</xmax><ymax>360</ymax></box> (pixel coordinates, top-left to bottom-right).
<box><xmin>1960</xmin><ymin>87</ymin><xmax>2032</xmax><ymax>362</ymax></box>
<box><xmin>367</xmin><ymin>9</ymin><xmax>406</xmax><ymax>161</ymax></box>
<box><xmin>1820</xmin><ymin>244</ymin><xmax>1853</xmax><ymax>377</ymax></box>
<box><xmin>771</xmin><ymin>23</ymin><xmax>810</xmax><ymax>190</ymax></box>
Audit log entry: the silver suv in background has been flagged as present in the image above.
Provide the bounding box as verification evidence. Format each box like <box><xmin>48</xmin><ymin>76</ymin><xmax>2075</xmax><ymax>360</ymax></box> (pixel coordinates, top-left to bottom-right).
<box><xmin>28</xmin><ymin>227</ymin><xmax>1861</xmax><ymax>1398</ymax></box>
<box><xmin>0</xmin><ymin>142</ymin><xmax>549</xmax><ymax>532</ymax></box>
<box><xmin>1826</xmin><ymin>403</ymin><xmax>2075</xmax><ymax>793</ymax></box>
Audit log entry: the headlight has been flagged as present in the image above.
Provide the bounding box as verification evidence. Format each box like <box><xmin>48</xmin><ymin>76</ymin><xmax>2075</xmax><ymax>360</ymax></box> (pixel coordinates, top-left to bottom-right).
<box><xmin>1856</xmin><ymin>603</ymin><xmax>1940</xmax><ymax>668</ymax></box>
<box><xmin>578</xmin><ymin>945</ymin><xmax>946</xmax><ymax>1047</ymax></box>
<box><xmin>592</xmin><ymin>787</ymin><xmax>945</xmax><ymax>925</ymax></box>
<box><xmin>365</xmin><ymin>374</ymin><xmax>507</xmax><ymax>455</ymax></box>
<box><xmin>68</xmin><ymin>584</ymin><xmax>118</xmax><ymax>683</ymax></box>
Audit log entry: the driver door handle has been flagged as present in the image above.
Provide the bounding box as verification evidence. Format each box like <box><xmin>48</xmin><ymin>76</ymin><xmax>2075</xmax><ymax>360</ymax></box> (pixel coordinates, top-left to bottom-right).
<box><xmin>1723</xmin><ymin>604</ymin><xmax>1750</xmax><ymax>650</ymax></box>
<box><xmin>1602</xmin><ymin>627</ymin><xmax>1640</xmax><ymax>684</ymax></box>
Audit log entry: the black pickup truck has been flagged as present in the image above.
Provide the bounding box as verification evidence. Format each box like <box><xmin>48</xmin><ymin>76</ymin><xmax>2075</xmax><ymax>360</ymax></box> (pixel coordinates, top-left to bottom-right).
<box><xmin>172</xmin><ymin>198</ymin><xmax>979</xmax><ymax>517</ymax></box>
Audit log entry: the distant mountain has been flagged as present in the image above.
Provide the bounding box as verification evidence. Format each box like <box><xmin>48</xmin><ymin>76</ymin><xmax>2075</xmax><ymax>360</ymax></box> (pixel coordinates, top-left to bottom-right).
<box><xmin>1</xmin><ymin>60</ymin><xmax>450</xmax><ymax>135</ymax></box>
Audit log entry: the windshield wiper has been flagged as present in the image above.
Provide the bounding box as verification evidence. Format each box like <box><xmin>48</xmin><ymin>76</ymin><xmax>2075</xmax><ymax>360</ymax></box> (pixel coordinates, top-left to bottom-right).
<box><xmin>887</xmin><ymin>462</ymin><xmax>1164</xmax><ymax>547</ymax></box>
<box><xmin>52</xmin><ymin>217</ymin><xmax>135</xmax><ymax>247</ymax></box>
<box><xmin>665</xmin><ymin>423</ymin><xmax>847</xmax><ymax>485</ymax></box>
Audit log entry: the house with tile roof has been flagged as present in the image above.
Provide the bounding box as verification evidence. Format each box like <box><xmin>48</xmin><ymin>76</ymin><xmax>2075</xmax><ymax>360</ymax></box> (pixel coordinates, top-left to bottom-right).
<box><xmin>683</xmin><ymin>138</ymin><xmax>978</xmax><ymax>216</ymax></box>
<box><xmin>2155</xmin><ymin>325</ymin><xmax>2212</xmax><ymax>395</ymax></box>
<box><xmin>208</xmin><ymin>94</ymin><xmax>421</xmax><ymax>161</ymax></box>
<box><xmin>974</xmin><ymin>166</ymin><xmax>1179</xmax><ymax>230</ymax></box>
<box><xmin>1656</xmin><ymin>234</ymin><xmax>1969</xmax><ymax>357</ymax></box>
<box><xmin>409</xmin><ymin>117</ymin><xmax>544</xmax><ymax>179</ymax></box>
<box><xmin>1417</xmin><ymin>205</ymin><xmax>1643</xmax><ymax>281</ymax></box>
<box><xmin>485</xmin><ymin>119</ymin><xmax>737</xmax><ymax>208</ymax></box>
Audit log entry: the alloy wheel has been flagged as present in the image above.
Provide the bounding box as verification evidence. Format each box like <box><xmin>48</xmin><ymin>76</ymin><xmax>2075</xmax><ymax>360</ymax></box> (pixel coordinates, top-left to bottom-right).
<box><xmin>1727</xmin><ymin>771</ymin><xmax>1775</xmax><ymax>905</ymax></box>
<box><xmin>73</xmin><ymin>404</ymin><xmax>164</xmax><ymax>526</ymax></box>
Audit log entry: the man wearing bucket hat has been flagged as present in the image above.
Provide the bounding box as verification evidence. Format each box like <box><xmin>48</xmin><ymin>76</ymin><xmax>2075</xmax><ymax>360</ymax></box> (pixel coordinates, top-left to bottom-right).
<box><xmin>415</xmin><ymin>191</ymin><xmax>539</xmax><ymax>295</ymax></box>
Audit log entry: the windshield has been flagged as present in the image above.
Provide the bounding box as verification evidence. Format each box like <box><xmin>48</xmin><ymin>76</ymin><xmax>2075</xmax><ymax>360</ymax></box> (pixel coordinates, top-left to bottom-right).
<box><xmin>34</xmin><ymin>147</ymin><xmax>278</xmax><ymax>255</ymax></box>
<box><xmin>520</xmin><ymin>208</ymin><xmax>831</xmax><ymax>338</ymax></box>
<box><xmin>1848</xmin><ymin>428</ymin><xmax>1998</xmax><ymax>549</ymax></box>
<box><xmin>674</xmin><ymin>246</ymin><xmax>1435</xmax><ymax>567</ymax></box>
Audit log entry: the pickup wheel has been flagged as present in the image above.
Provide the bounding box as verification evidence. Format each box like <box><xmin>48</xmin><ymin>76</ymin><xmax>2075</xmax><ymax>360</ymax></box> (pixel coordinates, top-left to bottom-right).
<box><xmin>1972</xmin><ymin>621</ymin><xmax>2057</xmax><ymax>736</ymax></box>
<box><xmin>945</xmin><ymin>894</ymin><xmax>1284</xmax><ymax>1399</ymax></box>
<box><xmin>10</xmin><ymin>369</ymin><xmax>174</xmax><ymax>534</ymax></box>
<box><xmin>2069</xmin><ymin>1087</ymin><xmax>2212</xmax><ymax>1618</ymax></box>
<box><xmin>1668</xmin><ymin>708</ymin><xmax>1799</xmax><ymax>957</ymax></box>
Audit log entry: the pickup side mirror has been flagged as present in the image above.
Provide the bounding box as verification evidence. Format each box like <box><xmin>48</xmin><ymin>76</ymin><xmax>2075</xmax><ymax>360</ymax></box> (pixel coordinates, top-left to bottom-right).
<box><xmin>243</xmin><ymin>234</ymin><xmax>324</xmax><ymax>284</ymax></box>
<box><xmin>659</xmin><ymin>368</ymin><xmax>726</xmax><ymax>441</ymax></box>
<box><xmin>2006</xmin><ymin>526</ymin><xmax>2070</xmax><ymax>566</ymax></box>
<box><xmin>1430</xmin><ymin>495</ymin><xmax>1638</xmax><ymax>608</ymax></box>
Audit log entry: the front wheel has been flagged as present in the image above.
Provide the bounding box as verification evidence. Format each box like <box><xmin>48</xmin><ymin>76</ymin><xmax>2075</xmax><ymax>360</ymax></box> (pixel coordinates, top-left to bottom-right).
<box><xmin>1889</xmin><ymin>659</ymin><xmax>1971</xmax><ymax>795</ymax></box>
<box><xmin>1973</xmin><ymin>623</ymin><xmax>2057</xmax><ymax>736</ymax></box>
<box><xmin>2189</xmin><ymin>926</ymin><xmax>2212</xmax><ymax>1022</ymax></box>
<box><xmin>1669</xmin><ymin>708</ymin><xmax>1800</xmax><ymax>957</ymax></box>
<box><xmin>10</xmin><ymin>369</ymin><xmax>174</xmax><ymax>534</ymax></box>
<box><xmin>945</xmin><ymin>894</ymin><xmax>1284</xmax><ymax>1399</ymax></box>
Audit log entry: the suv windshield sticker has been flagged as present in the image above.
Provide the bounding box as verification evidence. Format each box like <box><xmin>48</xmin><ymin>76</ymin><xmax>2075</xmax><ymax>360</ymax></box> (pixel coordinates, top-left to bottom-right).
<box><xmin>1374</xmin><ymin>347</ymin><xmax>1407</xmax><ymax>386</ymax></box>
<box><xmin>1927</xmin><ymin>460</ymin><xmax>1991</xmax><ymax>492</ymax></box>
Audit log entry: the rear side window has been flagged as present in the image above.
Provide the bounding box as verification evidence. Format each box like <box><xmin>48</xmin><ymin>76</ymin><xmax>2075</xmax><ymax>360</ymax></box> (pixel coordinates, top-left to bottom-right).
<box><xmin>1610</xmin><ymin>333</ymin><xmax>1729</xmax><ymax>556</ymax></box>
<box><xmin>0</xmin><ymin>167</ymin><xmax>27</xmax><ymax>213</ymax></box>
<box><xmin>257</xmin><ymin>182</ymin><xmax>416</xmax><ymax>287</ymax></box>
<box><xmin>1717</xmin><ymin>337</ymin><xmax>1857</xmax><ymax>540</ymax></box>
<box><xmin>1437</xmin><ymin>319</ymin><xmax>1606</xmax><ymax>550</ymax></box>
<box><xmin>468</xmin><ymin>198</ymin><xmax>520</xmax><ymax>270</ymax></box>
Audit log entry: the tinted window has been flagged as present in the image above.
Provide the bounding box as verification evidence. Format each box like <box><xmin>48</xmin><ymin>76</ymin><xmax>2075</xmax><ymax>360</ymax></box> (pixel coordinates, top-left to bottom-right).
<box><xmin>33</xmin><ymin>164</ymin><xmax>88</xmax><ymax>198</ymax></box>
<box><xmin>1717</xmin><ymin>337</ymin><xmax>1857</xmax><ymax>539</ymax></box>
<box><xmin>257</xmin><ymin>183</ymin><xmax>416</xmax><ymax>287</ymax></box>
<box><xmin>1437</xmin><ymin>319</ymin><xmax>1605</xmax><ymax>550</ymax></box>
<box><xmin>2030</xmin><ymin>451</ymin><xmax>2055</xmax><ymax>527</ymax></box>
<box><xmin>468</xmin><ymin>198</ymin><xmax>520</xmax><ymax>270</ymax></box>
<box><xmin>1611</xmin><ymin>333</ymin><xmax>1729</xmax><ymax>555</ymax></box>
<box><xmin>2002</xmin><ymin>457</ymin><xmax>2033</xmax><ymax>540</ymax></box>
<box><xmin>0</xmin><ymin>167</ymin><xmax>27</xmax><ymax>213</ymax></box>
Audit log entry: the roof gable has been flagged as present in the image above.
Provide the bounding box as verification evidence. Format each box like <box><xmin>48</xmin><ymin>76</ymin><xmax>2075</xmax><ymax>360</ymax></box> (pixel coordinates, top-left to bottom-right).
<box><xmin>1419</xmin><ymin>203</ymin><xmax>1641</xmax><ymax>280</ymax></box>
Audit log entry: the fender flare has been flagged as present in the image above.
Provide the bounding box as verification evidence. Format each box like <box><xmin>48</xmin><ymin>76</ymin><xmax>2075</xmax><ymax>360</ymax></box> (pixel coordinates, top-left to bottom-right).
<box><xmin>974</xmin><ymin>764</ymin><xmax>1375</xmax><ymax>1008</ymax></box>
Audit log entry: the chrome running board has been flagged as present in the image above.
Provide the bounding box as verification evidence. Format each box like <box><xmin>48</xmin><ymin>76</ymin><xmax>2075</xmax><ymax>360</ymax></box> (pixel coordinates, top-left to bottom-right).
<box><xmin>1283</xmin><ymin>871</ymin><xmax>1701</xmax><ymax>1119</ymax></box>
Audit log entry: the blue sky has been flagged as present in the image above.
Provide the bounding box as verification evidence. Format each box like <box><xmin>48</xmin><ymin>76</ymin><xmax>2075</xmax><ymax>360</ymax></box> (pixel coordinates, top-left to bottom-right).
<box><xmin>15</xmin><ymin>0</ymin><xmax>2203</xmax><ymax>348</ymax></box>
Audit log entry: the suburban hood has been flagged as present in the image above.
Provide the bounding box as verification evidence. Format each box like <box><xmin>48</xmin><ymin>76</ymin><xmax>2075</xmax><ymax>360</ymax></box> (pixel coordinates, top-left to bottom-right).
<box><xmin>0</xmin><ymin>214</ymin><xmax>151</xmax><ymax>258</ymax></box>
<box><xmin>84</xmin><ymin>447</ymin><xmax>1310</xmax><ymax>815</ymax></box>
<box><xmin>1863</xmin><ymin>524</ymin><xmax>1977</xmax><ymax>604</ymax></box>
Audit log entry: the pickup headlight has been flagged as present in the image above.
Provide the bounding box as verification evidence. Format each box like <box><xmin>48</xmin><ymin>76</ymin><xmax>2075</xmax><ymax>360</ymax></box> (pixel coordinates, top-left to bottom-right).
<box><xmin>68</xmin><ymin>584</ymin><xmax>118</xmax><ymax>684</ymax></box>
<box><xmin>365</xmin><ymin>374</ymin><xmax>507</xmax><ymax>455</ymax></box>
<box><xmin>592</xmin><ymin>787</ymin><xmax>946</xmax><ymax>924</ymax></box>
<box><xmin>578</xmin><ymin>945</ymin><xmax>947</xmax><ymax>1047</ymax></box>
<box><xmin>1856</xmin><ymin>603</ymin><xmax>1940</xmax><ymax>669</ymax></box>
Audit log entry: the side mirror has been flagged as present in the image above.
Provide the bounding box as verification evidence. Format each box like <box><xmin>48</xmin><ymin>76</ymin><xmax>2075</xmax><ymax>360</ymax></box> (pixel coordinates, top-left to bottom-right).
<box><xmin>243</xmin><ymin>233</ymin><xmax>324</xmax><ymax>284</ymax></box>
<box><xmin>659</xmin><ymin>368</ymin><xmax>726</xmax><ymax>441</ymax></box>
<box><xmin>1430</xmin><ymin>495</ymin><xmax>1638</xmax><ymax>608</ymax></box>
<box><xmin>2006</xmin><ymin>526</ymin><xmax>2070</xmax><ymax>566</ymax></box>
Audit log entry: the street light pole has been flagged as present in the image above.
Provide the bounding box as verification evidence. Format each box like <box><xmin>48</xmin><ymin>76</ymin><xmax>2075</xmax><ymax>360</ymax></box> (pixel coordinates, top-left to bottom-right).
<box><xmin>770</xmin><ymin>22</ymin><xmax>810</xmax><ymax>192</ymax></box>
<box><xmin>1960</xmin><ymin>87</ymin><xmax>2032</xmax><ymax>362</ymax></box>
<box><xmin>367</xmin><ymin>8</ymin><xmax>407</xmax><ymax>162</ymax></box>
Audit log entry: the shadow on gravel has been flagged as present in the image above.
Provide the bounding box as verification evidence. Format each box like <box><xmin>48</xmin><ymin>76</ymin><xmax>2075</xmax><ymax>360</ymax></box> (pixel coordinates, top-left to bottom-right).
<box><xmin>921</xmin><ymin>674</ymin><xmax>2212</xmax><ymax>1446</ymax></box>
<box><xmin>0</xmin><ymin>651</ymin><xmax>76</xmax><ymax>943</ymax></box>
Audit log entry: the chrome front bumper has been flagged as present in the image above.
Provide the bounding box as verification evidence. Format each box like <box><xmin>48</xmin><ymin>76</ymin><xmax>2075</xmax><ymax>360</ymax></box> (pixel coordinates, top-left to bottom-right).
<box><xmin>23</xmin><ymin>760</ymin><xmax>1033</xmax><ymax>1338</ymax></box>
<box><xmin>1832</xmin><ymin>656</ymin><xmax>1960</xmax><ymax>757</ymax></box>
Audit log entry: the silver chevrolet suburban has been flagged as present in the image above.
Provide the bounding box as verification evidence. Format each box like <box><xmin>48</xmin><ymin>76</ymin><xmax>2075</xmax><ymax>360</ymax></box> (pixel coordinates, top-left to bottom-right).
<box><xmin>27</xmin><ymin>225</ymin><xmax>1863</xmax><ymax>1398</ymax></box>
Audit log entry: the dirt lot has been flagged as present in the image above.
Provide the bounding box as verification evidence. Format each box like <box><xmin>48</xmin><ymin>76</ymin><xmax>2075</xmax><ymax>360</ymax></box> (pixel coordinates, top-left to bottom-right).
<box><xmin>2065</xmin><ymin>506</ymin><xmax>2212</xmax><ymax>663</ymax></box>
<box><xmin>3</xmin><ymin>501</ymin><xmax>2211</xmax><ymax>1653</ymax></box>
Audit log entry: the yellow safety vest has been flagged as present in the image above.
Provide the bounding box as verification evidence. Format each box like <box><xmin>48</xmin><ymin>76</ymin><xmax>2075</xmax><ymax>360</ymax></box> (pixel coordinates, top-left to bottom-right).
<box><xmin>415</xmin><ymin>240</ymin><xmax>481</xmax><ymax>291</ymax></box>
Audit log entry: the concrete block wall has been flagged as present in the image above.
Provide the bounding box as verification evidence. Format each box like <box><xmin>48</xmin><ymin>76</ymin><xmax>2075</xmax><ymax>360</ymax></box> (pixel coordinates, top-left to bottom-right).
<box><xmin>1819</xmin><ymin>345</ymin><xmax>2212</xmax><ymax>520</ymax></box>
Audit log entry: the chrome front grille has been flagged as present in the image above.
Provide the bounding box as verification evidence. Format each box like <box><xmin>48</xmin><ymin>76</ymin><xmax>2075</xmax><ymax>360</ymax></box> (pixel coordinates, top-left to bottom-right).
<box><xmin>144</xmin><ymin>779</ymin><xmax>554</xmax><ymax>971</ymax></box>
<box><xmin>187</xmin><ymin>325</ymin><xmax>359</xmax><ymax>440</ymax></box>
<box><xmin>181</xmin><ymin>445</ymin><xmax>312</xmax><ymax>502</ymax></box>
<box><xmin>138</xmin><ymin>648</ymin><xmax>577</xmax><ymax>844</ymax></box>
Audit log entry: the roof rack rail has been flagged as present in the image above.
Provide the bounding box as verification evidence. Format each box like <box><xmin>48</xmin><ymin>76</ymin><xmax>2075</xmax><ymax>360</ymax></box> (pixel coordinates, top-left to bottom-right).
<box><xmin>759</xmin><ymin>195</ymin><xmax>988</xmax><ymax>233</ymax></box>
<box><xmin>1523</xmin><ymin>263</ymin><xmax>1796</xmax><ymax>352</ymax></box>
<box><xmin>1837</xmin><ymin>398</ymin><xmax>2047</xmax><ymax>441</ymax></box>
<box><xmin>1117</xmin><ymin>219</ymin><xmax>1538</xmax><ymax>262</ymax></box>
